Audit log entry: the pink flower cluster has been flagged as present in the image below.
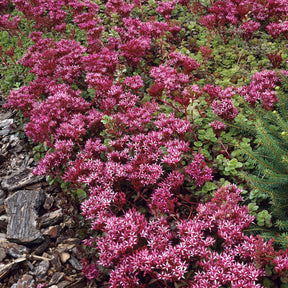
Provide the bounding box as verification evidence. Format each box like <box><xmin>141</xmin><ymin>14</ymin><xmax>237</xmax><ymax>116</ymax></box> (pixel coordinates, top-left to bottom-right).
<box><xmin>156</xmin><ymin>0</ymin><xmax>177</xmax><ymax>19</ymax></box>
<box><xmin>203</xmin><ymin>85</ymin><xmax>238</xmax><ymax>120</ymax></box>
<box><xmin>0</xmin><ymin>0</ymin><xmax>8</xmax><ymax>13</ymax></box>
<box><xmin>106</xmin><ymin>0</ymin><xmax>135</xmax><ymax>17</ymax></box>
<box><xmin>199</xmin><ymin>0</ymin><xmax>288</xmax><ymax>40</ymax></box>
<box><xmin>273</xmin><ymin>250</ymin><xmax>288</xmax><ymax>275</ymax></box>
<box><xmin>150</xmin><ymin>170</ymin><xmax>183</xmax><ymax>214</ymax></box>
<box><xmin>210</xmin><ymin>120</ymin><xmax>226</xmax><ymax>135</ymax></box>
<box><xmin>186</xmin><ymin>153</ymin><xmax>213</xmax><ymax>186</ymax></box>
<box><xmin>150</xmin><ymin>52</ymin><xmax>201</xmax><ymax>107</ymax></box>
<box><xmin>81</xmin><ymin>259</ymin><xmax>101</xmax><ymax>281</ymax></box>
<box><xmin>237</xmin><ymin>70</ymin><xmax>280</xmax><ymax>110</ymax></box>
<box><xmin>203</xmin><ymin>84</ymin><xmax>235</xmax><ymax>102</ymax></box>
<box><xmin>150</xmin><ymin>65</ymin><xmax>189</xmax><ymax>97</ymax></box>
<box><xmin>20</xmin><ymin>34</ymin><xmax>86</xmax><ymax>83</ymax></box>
<box><xmin>0</xmin><ymin>13</ymin><xmax>20</xmax><ymax>35</ymax></box>
<box><xmin>240</xmin><ymin>20</ymin><xmax>261</xmax><ymax>40</ymax></box>
<box><xmin>266</xmin><ymin>21</ymin><xmax>288</xmax><ymax>39</ymax></box>
<box><xmin>13</xmin><ymin>0</ymin><xmax>68</xmax><ymax>32</ymax></box>
<box><xmin>24</xmin><ymin>86</ymin><xmax>90</xmax><ymax>144</ymax></box>
<box><xmin>87</xmin><ymin>185</ymin><xmax>269</xmax><ymax>287</ymax></box>
<box><xmin>212</xmin><ymin>98</ymin><xmax>238</xmax><ymax>120</ymax></box>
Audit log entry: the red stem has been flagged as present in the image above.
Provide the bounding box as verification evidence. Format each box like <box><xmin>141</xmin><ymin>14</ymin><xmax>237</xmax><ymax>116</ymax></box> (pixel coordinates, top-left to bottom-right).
<box><xmin>158</xmin><ymin>97</ymin><xmax>183</xmax><ymax>115</ymax></box>
<box><xmin>218</xmin><ymin>136</ymin><xmax>231</xmax><ymax>159</ymax></box>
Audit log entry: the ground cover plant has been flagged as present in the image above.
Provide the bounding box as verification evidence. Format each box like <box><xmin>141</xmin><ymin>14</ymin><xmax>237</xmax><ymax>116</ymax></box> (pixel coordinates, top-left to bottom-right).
<box><xmin>227</xmin><ymin>74</ymin><xmax>288</xmax><ymax>250</ymax></box>
<box><xmin>1</xmin><ymin>0</ymin><xmax>288</xmax><ymax>287</ymax></box>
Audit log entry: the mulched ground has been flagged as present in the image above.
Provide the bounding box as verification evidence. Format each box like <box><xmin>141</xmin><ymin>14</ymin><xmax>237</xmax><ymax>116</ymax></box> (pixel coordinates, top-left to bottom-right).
<box><xmin>0</xmin><ymin>94</ymin><xmax>102</xmax><ymax>288</ymax></box>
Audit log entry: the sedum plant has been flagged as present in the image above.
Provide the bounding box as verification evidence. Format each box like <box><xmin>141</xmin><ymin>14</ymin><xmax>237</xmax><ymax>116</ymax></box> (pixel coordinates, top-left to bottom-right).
<box><xmin>2</xmin><ymin>0</ymin><xmax>288</xmax><ymax>286</ymax></box>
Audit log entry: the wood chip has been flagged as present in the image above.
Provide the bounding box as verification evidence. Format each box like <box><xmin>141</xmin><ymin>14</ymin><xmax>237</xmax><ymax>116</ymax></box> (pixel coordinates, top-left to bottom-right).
<box><xmin>40</xmin><ymin>209</ymin><xmax>63</xmax><ymax>228</ymax></box>
<box><xmin>64</xmin><ymin>277</ymin><xmax>87</xmax><ymax>288</ymax></box>
<box><xmin>49</xmin><ymin>271</ymin><xmax>64</xmax><ymax>285</ymax></box>
<box><xmin>1</xmin><ymin>168</ymin><xmax>44</xmax><ymax>192</ymax></box>
<box><xmin>60</xmin><ymin>252</ymin><xmax>70</xmax><ymax>264</ymax></box>
<box><xmin>0</xmin><ymin>257</ymin><xmax>26</xmax><ymax>281</ymax></box>
<box><xmin>5</xmin><ymin>189</ymin><xmax>45</xmax><ymax>244</ymax></box>
<box><xmin>68</xmin><ymin>255</ymin><xmax>82</xmax><ymax>271</ymax></box>
<box><xmin>29</xmin><ymin>254</ymin><xmax>52</xmax><ymax>262</ymax></box>
<box><xmin>0</xmin><ymin>247</ymin><xmax>6</xmax><ymax>262</ymax></box>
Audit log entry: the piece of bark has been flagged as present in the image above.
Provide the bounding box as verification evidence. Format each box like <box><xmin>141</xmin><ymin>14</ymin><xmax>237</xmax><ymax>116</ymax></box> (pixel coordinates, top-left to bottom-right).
<box><xmin>0</xmin><ymin>119</ymin><xmax>13</xmax><ymax>129</ymax></box>
<box><xmin>0</xmin><ymin>189</ymin><xmax>5</xmax><ymax>198</ymax></box>
<box><xmin>0</xmin><ymin>214</ymin><xmax>8</xmax><ymax>231</ymax></box>
<box><xmin>32</xmin><ymin>236</ymin><xmax>50</xmax><ymax>255</ymax></box>
<box><xmin>33</xmin><ymin>260</ymin><xmax>50</xmax><ymax>280</ymax></box>
<box><xmin>49</xmin><ymin>271</ymin><xmax>65</xmax><ymax>285</ymax></box>
<box><xmin>0</xmin><ymin>153</ymin><xmax>6</xmax><ymax>165</ymax></box>
<box><xmin>56</xmin><ymin>237</ymin><xmax>81</xmax><ymax>247</ymax></box>
<box><xmin>68</xmin><ymin>255</ymin><xmax>83</xmax><ymax>271</ymax></box>
<box><xmin>0</xmin><ymin>257</ymin><xmax>26</xmax><ymax>281</ymax></box>
<box><xmin>58</xmin><ymin>280</ymin><xmax>73</xmax><ymax>288</ymax></box>
<box><xmin>0</xmin><ymin>112</ymin><xmax>13</xmax><ymax>122</ymax></box>
<box><xmin>39</xmin><ymin>209</ymin><xmax>63</xmax><ymax>227</ymax></box>
<box><xmin>5</xmin><ymin>190</ymin><xmax>45</xmax><ymax>244</ymax></box>
<box><xmin>0</xmin><ymin>247</ymin><xmax>6</xmax><ymax>261</ymax></box>
<box><xmin>56</xmin><ymin>243</ymin><xmax>76</xmax><ymax>254</ymax></box>
<box><xmin>50</xmin><ymin>253</ymin><xmax>62</xmax><ymax>272</ymax></box>
<box><xmin>6</xmin><ymin>243</ymin><xmax>30</xmax><ymax>258</ymax></box>
<box><xmin>10</xmin><ymin>274</ymin><xmax>36</xmax><ymax>288</ymax></box>
<box><xmin>62</xmin><ymin>277</ymin><xmax>87</xmax><ymax>288</ymax></box>
<box><xmin>0</xmin><ymin>239</ymin><xmax>30</xmax><ymax>258</ymax></box>
<box><xmin>26</xmin><ymin>260</ymin><xmax>35</xmax><ymax>271</ymax></box>
<box><xmin>43</xmin><ymin>194</ymin><xmax>54</xmax><ymax>210</ymax></box>
<box><xmin>0</xmin><ymin>129</ymin><xmax>10</xmax><ymax>136</ymax></box>
<box><xmin>0</xmin><ymin>189</ymin><xmax>6</xmax><ymax>206</ymax></box>
<box><xmin>43</xmin><ymin>225</ymin><xmax>61</xmax><ymax>238</ymax></box>
<box><xmin>1</xmin><ymin>143</ymin><xmax>10</xmax><ymax>158</ymax></box>
<box><xmin>0</xmin><ymin>204</ymin><xmax>5</xmax><ymax>214</ymax></box>
<box><xmin>1</xmin><ymin>168</ymin><xmax>44</xmax><ymax>192</ymax></box>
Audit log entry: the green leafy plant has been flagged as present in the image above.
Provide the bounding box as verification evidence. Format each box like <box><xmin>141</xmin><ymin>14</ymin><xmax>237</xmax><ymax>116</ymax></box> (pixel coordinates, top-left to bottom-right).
<box><xmin>232</xmin><ymin>74</ymin><xmax>288</xmax><ymax>247</ymax></box>
<box><xmin>215</xmin><ymin>154</ymin><xmax>243</xmax><ymax>176</ymax></box>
